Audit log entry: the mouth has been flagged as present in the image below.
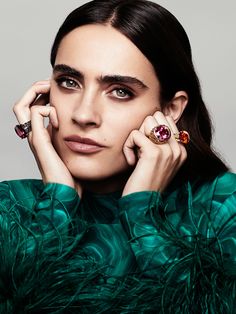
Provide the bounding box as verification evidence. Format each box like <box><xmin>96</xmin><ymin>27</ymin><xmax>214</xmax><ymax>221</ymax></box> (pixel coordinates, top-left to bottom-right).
<box><xmin>64</xmin><ymin>135</ymin><xmax>105</xmax><ymax>154</ymax></box>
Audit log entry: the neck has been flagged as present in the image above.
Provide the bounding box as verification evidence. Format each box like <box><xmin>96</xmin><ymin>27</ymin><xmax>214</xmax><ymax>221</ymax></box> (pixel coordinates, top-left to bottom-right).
<box><xmin>76</xmin><ymin>170</ymin><xmax>132</xmax><ymax>194</ymax></box>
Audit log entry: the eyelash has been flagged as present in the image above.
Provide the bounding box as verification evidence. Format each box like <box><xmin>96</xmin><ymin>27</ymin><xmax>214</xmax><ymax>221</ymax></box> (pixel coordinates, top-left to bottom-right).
<box><xmin>110</xmin><ymin>87</ymin><xmax>134</xmax><ymax>100</ymax></box>
<box><xmin>55</xmin><ymin>77</ymin><xmax>80</xmax><ymax>90</ymax></box>
<box><xmin>54</xmin><ymin>76</ymin><xmax>135</xmax><ymax>100</ymax></box>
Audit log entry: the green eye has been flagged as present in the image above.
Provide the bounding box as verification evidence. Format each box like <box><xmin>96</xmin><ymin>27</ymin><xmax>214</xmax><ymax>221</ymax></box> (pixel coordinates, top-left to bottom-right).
<box><xmin>116</xmin><ymin>89</ymin><xmax>128</xmax><ymax>97</ymax></box>
<box><xmin>56</xmin><ymin>77</ymin><xmax>79</xmax><ymax>90</ymax></box>
<box><xmin>112</xmin><ymin>88</ymin><xmax>134</xmax><ymax>99</ymax></box>
<box><xmin>65</xmin><ymin>79</ymin><xmax>78</xmax><ymax>88</ymax></box>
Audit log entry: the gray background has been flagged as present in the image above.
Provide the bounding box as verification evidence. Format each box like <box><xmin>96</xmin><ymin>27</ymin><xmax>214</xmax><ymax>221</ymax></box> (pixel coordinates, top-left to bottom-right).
<box><xmin>0</xmin><ymin>0</ymin><xmax>235</xmax><ymax>180</ymax></box>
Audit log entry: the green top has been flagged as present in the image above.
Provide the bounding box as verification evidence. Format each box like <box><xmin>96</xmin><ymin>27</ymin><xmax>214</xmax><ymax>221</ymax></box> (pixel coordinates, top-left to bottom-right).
<box><xmin>0</xmin><ymin>172</ymin><xmax>236</xmax><ymax>313</ymax></box>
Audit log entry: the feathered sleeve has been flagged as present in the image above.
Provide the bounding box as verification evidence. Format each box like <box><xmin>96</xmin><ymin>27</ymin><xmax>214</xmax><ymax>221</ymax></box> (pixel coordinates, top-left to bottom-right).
<box><xmin>118</xmin><ymin>173</ymin><xmax>236</xmax><ymax>313</ymax></box>
<box><xmin>0</xmin><ymin>180</ymin><xmax>81</xmax><ymax>245</ymax></box>
<box><xmin>0</xmin><ymin>180</ymin><xmax>112</xmax><ymax>313</ymax></box>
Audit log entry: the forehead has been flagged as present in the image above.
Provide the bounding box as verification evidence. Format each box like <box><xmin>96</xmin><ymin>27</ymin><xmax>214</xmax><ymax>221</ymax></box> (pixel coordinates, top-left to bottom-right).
<box><xmin>55</xmin><ymin>24</ymin><xmax>157</xmax><ymax>81</ymax></box>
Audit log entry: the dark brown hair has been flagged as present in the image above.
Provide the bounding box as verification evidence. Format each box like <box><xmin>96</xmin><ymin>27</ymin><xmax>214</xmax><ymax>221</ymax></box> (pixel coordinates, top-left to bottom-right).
<box><xmin>50</xmin><ymin>0</ymin><xmax>228</xmax><ymax>181</ymax></box>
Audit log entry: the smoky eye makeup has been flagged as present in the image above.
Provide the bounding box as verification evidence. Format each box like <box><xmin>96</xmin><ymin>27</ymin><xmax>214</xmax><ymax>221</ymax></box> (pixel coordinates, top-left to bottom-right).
<box><xmin>54</xmin><ymin>76</ymin><xmax>81</xmax><ymax>90</ymax></box>
<box><xmin>108</xmin><ymin>86</ymin><xmax>135</xmax><ymax>100</ymax></box>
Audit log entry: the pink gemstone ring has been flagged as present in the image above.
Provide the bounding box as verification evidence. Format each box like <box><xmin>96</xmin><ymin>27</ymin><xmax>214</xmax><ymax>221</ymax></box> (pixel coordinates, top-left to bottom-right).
<box><xmin>148</xmin><ymin>125</ymin><xmax>171</xmax><ymax>144</ymax></box>
<box><xmin>15</xmin><ymin>121</ymin><xmax>32</xmax><ymax>139</ymax></box>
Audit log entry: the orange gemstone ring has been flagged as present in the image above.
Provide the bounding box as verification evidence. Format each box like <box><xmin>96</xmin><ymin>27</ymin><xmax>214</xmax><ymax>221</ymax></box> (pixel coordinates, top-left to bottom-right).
<box><xmin>174</xmin><ymin>130</ymin><xmax>190</xmax><ymax>144</ymax></box>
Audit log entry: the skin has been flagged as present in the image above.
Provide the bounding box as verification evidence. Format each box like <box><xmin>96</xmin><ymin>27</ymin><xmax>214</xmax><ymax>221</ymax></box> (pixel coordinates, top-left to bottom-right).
<box><xmin>13</xmin><ymin>24</ymin><xmax>188</xmax><ymax>197</ymax></box>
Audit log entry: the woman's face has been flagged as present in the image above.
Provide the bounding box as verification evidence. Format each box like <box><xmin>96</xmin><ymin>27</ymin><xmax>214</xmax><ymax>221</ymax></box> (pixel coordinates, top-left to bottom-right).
<box><xmin>50</xmin><ymin>24</ymin><xmax>161</xmax><ymax>191</ymax></box>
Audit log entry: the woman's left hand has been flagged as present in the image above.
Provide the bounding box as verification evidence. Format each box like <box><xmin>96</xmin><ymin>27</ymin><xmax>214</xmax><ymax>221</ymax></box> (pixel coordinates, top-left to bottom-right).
<box><xmin>122</xmin><ymin>111</ymin><xmax>187</xmax><ymax>196</ymax></box>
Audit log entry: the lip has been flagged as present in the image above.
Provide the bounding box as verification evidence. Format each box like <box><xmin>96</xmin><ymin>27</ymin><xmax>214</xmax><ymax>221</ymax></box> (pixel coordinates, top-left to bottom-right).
<box><xmin>64</xmin><ymin>135</ymin><xmax>105</xmax><ymax>154</ymax></box>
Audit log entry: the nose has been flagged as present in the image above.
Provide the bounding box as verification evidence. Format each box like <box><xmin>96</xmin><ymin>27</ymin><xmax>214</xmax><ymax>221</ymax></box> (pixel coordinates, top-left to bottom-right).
<box><xmin>71</xmin><ymin>90</ymin><xmax>102</xmax><ymax>128</ymax></box>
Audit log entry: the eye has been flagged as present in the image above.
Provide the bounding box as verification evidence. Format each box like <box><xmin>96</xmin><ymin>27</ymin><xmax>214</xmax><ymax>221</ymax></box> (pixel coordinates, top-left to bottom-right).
<box><xmin>55</xmin><ymin>77</ymin><xmax>80</xmax><ymax>90</ymax></box>
<box><xmin>110</xmin><ymin>87</ymin><xmax>134</xmax><ymax>99</ymax></box>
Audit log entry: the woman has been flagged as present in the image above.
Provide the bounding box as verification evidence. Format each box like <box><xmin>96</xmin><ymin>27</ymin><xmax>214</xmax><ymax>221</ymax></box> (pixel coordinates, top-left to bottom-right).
<box><xmin>1</xmin><ymin>0</ymin><xmax>236</xmax><ymax>313</ymax></box>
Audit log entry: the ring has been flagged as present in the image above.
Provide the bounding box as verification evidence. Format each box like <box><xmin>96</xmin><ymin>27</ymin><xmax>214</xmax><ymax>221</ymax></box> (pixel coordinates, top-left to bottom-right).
<box><xmin>15</xmin><ymin>121</ymin><xmax>32</xmax><ymax>139</ymax></box>
<box><xmin>174</xmin><ymin>130</ymin><xmax>190</xmax><ymax>144</ymax></box>
<box><xmin>148</xmin><ymin>125</ymin><xmax>171</xmax><ymax>144</ymax></box>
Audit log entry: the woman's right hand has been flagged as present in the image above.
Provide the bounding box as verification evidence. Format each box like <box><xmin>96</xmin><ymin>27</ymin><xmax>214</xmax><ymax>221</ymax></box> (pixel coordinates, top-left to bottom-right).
<box><xmin>13</xmin><ymin>80</ymin><xmax>82</xmax><ymax>197</ymax></box>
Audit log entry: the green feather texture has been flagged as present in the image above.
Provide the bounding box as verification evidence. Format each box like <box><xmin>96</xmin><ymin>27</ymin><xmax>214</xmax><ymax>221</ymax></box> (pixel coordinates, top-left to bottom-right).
<box><xmin>0</xmin><ymin>203</ymin><xmax>236</xmax><ymax>313</ymax></box>
<box><xmin>1</xmin><ymin>175</ymin><xmax>236</xmax><ymax>313</ymax></box>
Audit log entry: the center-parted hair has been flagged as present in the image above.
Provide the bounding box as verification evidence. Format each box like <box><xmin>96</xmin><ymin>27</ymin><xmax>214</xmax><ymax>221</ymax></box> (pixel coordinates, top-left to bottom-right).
<box><xmin>50</xmin><ymin>0</ymin><xmax>228</xmax><ymax>181</ymax></box>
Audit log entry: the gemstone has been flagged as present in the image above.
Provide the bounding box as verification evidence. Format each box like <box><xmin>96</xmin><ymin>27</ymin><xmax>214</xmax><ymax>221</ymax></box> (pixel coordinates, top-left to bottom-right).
<box><xmin>153</xmin><ymin>125</ymin><xmax>171</xmax><ymax>142</ymax></box>
<box><xmin>178</xmin><ymin>130</ymin><xmax>190</xmax><ymax>144</ymax></box>
<box><xmin>15</xmin><ymin>125</ymin><xmax>27</xmax><ymax>139</ymax></box>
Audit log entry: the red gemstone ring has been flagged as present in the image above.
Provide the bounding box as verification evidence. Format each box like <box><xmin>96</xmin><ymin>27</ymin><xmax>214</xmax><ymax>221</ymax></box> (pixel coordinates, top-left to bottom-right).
<box><xmin>15</xmin><ymin>121</ymin><xmax>32</xmax><ymax>139</ymax></box>
<box><xmin>148</xmin><ymin>125</ymin><xmax>171</xmax><ymax>144</ymax></box>
<box><xmin>174</xmin><ymin>130</ymin><xmax>190</xmax><ymax>144</ymax></box>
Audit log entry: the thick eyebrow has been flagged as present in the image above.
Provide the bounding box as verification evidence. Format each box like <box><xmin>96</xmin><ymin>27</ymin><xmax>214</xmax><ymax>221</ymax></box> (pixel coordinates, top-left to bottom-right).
<box><xmin>53</xmin><ymin>64</ymin><xmax>148</xmax><ymax>89</ymax></box>
<box><xmin>53</xmin><ymin>64</ymin><xmax>84</xmax><ymax>81</ymax></box>
<box><xmin>99</xmin><ymin>75</ymin><xmax>148</xmax><ymax>90</ymax></box>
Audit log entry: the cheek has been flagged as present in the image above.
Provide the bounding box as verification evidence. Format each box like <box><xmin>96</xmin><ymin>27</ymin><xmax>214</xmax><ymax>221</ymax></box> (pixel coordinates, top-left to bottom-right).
<box><xmin>49</xmin><ymin>91</ymin><xmax>68</xmax><ymax>147</ymax></box>
<box><xmin>122</xmin><ymin>106</ymin><xmax>156</xmax><ymax>131</ymax></box>
<box><xmin>49</xmin><ymin>90</ymin><xmax>69</xmax><ymax>123</ymax></box>
<box><xmin>49</xmin><ymin>83</ymin><xmax>58</xmax><ymax>105</ymax></box>
<box><xmin>114</xmin><ymin>103</ymin><xmax>158</xmax><ymax>146</ymax></box>
<box><xmin>108</xmin><ymin>111</ymin><xmax>149</xmax><ymax>148</ymax></box>
<box><xmin>50</xmin><ymin>87</ymin><xmax>60</xmax><ymax>114</ymax></box>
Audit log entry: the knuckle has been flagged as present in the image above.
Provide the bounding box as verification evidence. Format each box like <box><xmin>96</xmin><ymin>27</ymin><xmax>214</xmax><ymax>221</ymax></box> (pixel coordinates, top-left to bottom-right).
<box><xmin>13</xmin><ymin>100</ymin><xmax>20</xmax><ymax>111</ymax></box>
<box><xmin>164</xmin><ymin>146</ymin><xmax>173</xmax><ymax>157</ymax></box>
<box><xmin>30</xmin><ymin>105</ymin><xmax>38</xmax><ymax>114</ymax></box>
<box><xmin>132</xmin><ymin>129</ymin><xmax>140</xmax><ymax>136</ymax></box>
<box><xmin>31</xmin><ymin>105</ymin><xmax>43</xmax><ymax>114</ymax></box>
<box><xmin>144</xmin><ymin>115</ymin><xmax>154</xmax><ymax>124</ymax></box>
<box><xmin>145</xmin><ymin>151</ymin><xmax>157</xmax><ymax>161</ymax></box>
<box><xmin>166</xmin><ymin>152</ymin><xmax>174</xmax><ymax>163</ymax></box>
<box><xmin>181</xmin><ymin>149</ymin><xmax>188</xmax><ymax>161</ymax></box>
<box><xmin>12</xmin><ymin>104</ymin><xmax>18</xmax><ymax>114</ymax></box>
<box><xmin>153</xmin><ymin>110</ymin><xmax>163</xmax><ymax>119</ymax></box>
<box><xmin>172</xmin><ymin>153</ymin><xmax>179</xmax><ymax>162</ymax></box>
<box><xmin>12</xmin><ymin>104</ymin><xmax>22</xmax><ymax>116</ymax></box>
<box><xmin>152</xmin><ymin>146</ymin><xmax>172</xmax><ymax>161</ymax></box>
<box><xmin>49</xmin><ymin>106</ymin><xmax>55</xmax><ymax>115</ymax></box>
<box><xmin>31</xmin><ymin>81</ymin><xmax>39</xmax><ymax>87</ymax></box>
<box><xmin>173</xmin><ymin>147</ymin><xmax>181</xmax><ymax>160</ymax></box>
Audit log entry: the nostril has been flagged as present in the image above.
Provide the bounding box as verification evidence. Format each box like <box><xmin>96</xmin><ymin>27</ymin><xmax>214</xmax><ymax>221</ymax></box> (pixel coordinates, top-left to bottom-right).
<box><xmin>72</xmin><ymin>119</ymin><xmax>97</xmax><ymax>127</ymax></box>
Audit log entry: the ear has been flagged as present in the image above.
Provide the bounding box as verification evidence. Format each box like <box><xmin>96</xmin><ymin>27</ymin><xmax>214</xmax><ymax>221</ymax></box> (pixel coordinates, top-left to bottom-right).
<box><xmin>163</xmin><ymin>91</ymin><xmax>188</xmax><ymax>123</ymax></box>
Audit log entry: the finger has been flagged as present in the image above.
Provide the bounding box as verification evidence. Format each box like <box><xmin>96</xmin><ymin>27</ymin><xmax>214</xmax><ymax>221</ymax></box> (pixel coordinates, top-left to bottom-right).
<box><xmin>165</xmin><ymin>115</ymin><xmax>179</xmax><ymax>134</ymax></box>
<box><xmin>47</xmin><ymin>123</ymin><xmax>53</xmax><ymax>138</ymax></box>
<box><xmin>31</xmin><ymin>106</ymin><xmax>58</xmax><ymax>131</ymax></box>
<box><xmin>29</xmin><ymin>106</ymin><xmax>58</xmax><ymax>145</ymax></box>
<box><xmin>31</xmin><ymin>93</ymin><xmax>50</xmax><ymax>107</ymax></box>
<box><xmin>48</xmin><ymin>106</ymin><xmax>59</xmax><ymax>129</ymax></box>
<box><xmin>141</xmin><ymin>111</ymin><xmax>173</xmax><ymax>142</ymax></box>
<box><xmin>138</xmin><ymin>112</ymin><xmax>176</xmax><ymax>151</ymax></box>
<box><xmin>165</xmin><ymin>115</ymin><xmax>187</xmax><ymax>161</ymax></box>
<box><xmin>16</xmin><ymin>80</ymin><xmax>50</xmax><ymax>110</ymax></box>
<box><xmin>152</xmin><ymin>110</ymin><xmax>171</xmax><ymax>126</ymax></box>
<box><xmin>140</xmin><ymin>111</ymin><xmax>173</xmax><ymax>139</ymax></box>
<box><xmin>13</xmin><ymin>80</ymin><xmax>50</xmax><ymax>124</ymax></box>
<box><xmin>139</xmin><ymin>115</ymin><xmax>160</xmax><ymax>134</ymax></box>
<box><xmin>141</xmin><ymin>112</ymin><xmax>184</xmax><ymax>165</ymax></box>
<box><xmin>152</xmin><ymin>111</ymin><xmax>181</xmax><ymax>147</ymax></box>
<box><xmin>165</xmin><ymin>115</ymin><xmax>186</xmax><ymax>146</ymax></box>
<box><xmin>149</xmin><ymin>114</ymin><xmax>187</xmax><ymax>171</ymax></box>
<box><xmin>123</xmin><ymin>130</ymin><xmax>153</xmax><ymax>165</ymax></box>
